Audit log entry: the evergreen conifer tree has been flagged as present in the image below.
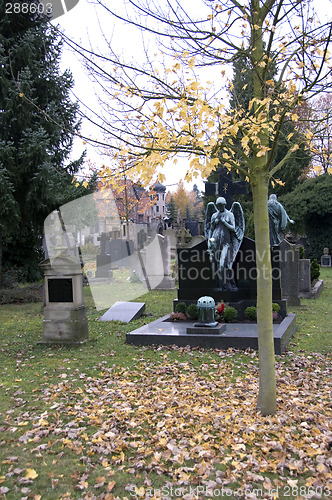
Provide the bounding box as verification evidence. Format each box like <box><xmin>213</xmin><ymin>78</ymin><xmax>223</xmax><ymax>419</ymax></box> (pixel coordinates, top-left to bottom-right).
<box><xmin>166</xmin><ymin>195</ymin><xmax>176</xmax><ymax>221</ymax></box>
<box><xmin>0</xmin><ymin>3</ymin><xmax>95</xmax><ymax>283</ymax></box>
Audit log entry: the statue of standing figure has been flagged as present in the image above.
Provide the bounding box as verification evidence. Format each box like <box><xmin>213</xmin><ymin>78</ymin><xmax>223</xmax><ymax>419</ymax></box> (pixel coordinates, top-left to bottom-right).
<box><xmin>268</xmin><ymin>194</ymin><xmax>294</xmax><ymax>246</ymax></box>
<box><xmin>205</xmin><ymin>197</ymin><xmax>245</xmax><ymax>290</ymax></box>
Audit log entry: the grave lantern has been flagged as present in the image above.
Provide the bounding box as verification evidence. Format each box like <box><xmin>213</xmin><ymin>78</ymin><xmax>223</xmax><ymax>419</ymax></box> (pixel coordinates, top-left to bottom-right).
<box><xmin>196</xmin><ymin>296</ymin><xmax>217</xmax><ymax>326</ymax></box>
<box><xmin>39</xmin><ymin>255</ymin><xmax>88</xmax><ymax>344</ymax></box>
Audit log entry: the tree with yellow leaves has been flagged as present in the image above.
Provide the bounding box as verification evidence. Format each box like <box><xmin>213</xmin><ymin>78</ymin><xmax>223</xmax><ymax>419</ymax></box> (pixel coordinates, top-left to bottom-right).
<box><xmin>166</xmin><ymin>180</ymin><xmax>204</xmax><ymax>221</ymax></box>
<box><xmin>67</xmin><ymin>0</ymin><xmax>332</xmax><ymax>415</ymax></box>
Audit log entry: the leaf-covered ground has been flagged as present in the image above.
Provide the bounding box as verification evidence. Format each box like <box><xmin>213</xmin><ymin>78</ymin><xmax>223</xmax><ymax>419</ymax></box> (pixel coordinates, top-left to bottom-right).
<box><xmin>0</xmin><ymin>348</ymin><xmax>331</xmax><ymax>499</ymax></box>
<box><xmin>0</xmin><ymin>269</ymin><xmax>331</xmax><ymax>499</ymax></box>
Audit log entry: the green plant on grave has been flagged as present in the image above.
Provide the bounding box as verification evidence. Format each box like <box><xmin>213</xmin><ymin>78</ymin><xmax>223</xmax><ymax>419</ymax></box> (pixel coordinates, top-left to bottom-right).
<box><xmin>298</xmin><ymin>246</ymin><xmax>306</xmax><ymax>259</ymax></box>
<box><xmin>272</xmin><ymin>303</ymin><xmax>281</xmax><ymax>313</ymax></box>
<box><xmin>186</xmin><ymin>303</ymin><xmax>199</xmax><ymax>320</ymax></box>
<box><xmin>223</xmin><ymin>306</ymin><xmax>238</xmax><ymax>323</ymax></box>
<box><xmin>311</xmin><ymin>259</ymin><xmax>320</xmax><ymax>282</ymax></box>
<box><xmin>175</xmin><ymin>302</ymin><xmax>187</xmax><ymax>314</ymax></box>
<box><xmin>244</xmin><ymin>306</ymin><xmax>257</xmax><ymax>321</ymax></box>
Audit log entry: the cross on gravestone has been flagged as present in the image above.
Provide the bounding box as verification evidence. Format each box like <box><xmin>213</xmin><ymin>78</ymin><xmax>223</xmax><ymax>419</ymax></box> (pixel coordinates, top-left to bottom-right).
<box><xmin>205</xmin><ymin>167</ymin><xmax>248</xmax><ymax>209</ymax></box>
<box><xmin>97</xmin><ymin>232</ymin><xmax>111</xmax><ymax>255</ymax></box>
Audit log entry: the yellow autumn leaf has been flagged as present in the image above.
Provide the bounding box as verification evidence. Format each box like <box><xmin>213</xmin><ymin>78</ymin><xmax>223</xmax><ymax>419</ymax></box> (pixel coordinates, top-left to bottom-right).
<box><xmin>25</xmin><ymin>468</ymin><xmax>38</xmax><ymax>480</ymax></box>
<box><xmin>38</xmin><ymin>418</ymin><xmax>49</xmax><ymax>426</ymax></box>
<box><xmin>274</xmin><ymin>178</ymin><xmax>285</xmax><ymax>186</ymax></box>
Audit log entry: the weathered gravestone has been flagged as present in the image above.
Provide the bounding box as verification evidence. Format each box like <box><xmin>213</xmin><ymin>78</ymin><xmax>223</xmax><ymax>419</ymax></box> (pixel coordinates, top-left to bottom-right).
<box><xmin>321</xmin><ymin>248</ymin><xmax>331</xmax><ymax>267</ymax></box>
<box><xmin>106</xmin><ymin>239</ymin><xmax>134</xmax><ymax>268</ymax></box>
<box><xmin>278</xmin><ymin>239</ymin><xmax>300</xmax><ymax>306</ymax></box>
<box><xmin>298</xmin><ymin>258</ymin><xmax>311</xmax><ymax>293</ymax></box>
<box><xmin>95</xmin><ymin>232</ymin><xmax>112</xmax><ymax>278</ymax></box>
<box><xmin>39</xmin><ymin>256</ymin><xmax>89</xmax><ymax>344</ymax></box>
<box><xmin>131</xmin><ymin>234</ymin><xmax>175</xmax><ymax>289</ymax></box>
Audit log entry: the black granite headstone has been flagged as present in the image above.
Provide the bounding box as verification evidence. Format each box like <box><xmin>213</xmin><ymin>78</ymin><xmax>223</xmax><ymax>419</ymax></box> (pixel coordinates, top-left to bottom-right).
<box><xmin>176</xmin><ymin>237</ymin><xmax>284</xmax><ymax>318</ymax></box>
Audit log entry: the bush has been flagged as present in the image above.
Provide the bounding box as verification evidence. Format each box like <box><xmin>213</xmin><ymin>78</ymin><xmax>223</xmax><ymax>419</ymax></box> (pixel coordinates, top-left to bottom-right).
<box><xmin>223</xmin><ymin>306</ymin><xmax>238</xmax><ymax>323</ymax></box>
<box><xmin>311</xmin><ymin>259</ymin><xmax>320</xmax><ymax>282</ymax></box>
<box><xmin>186</xmin><ymin>303</ymin><xmax>199</xmax><ymax>320</ymax></box>
<box><xmin>0</xmin><ymin>284</ymin><xmax>43</xmax><ymax>304</ymax></box>
<box><xmin>272</xmin><ymin>303</ymin><xmax>281</xmax><ymax>313</ymax></box>
<box><xmin>244</xmin><ymin>306</ymin><xmax>257</xmax><ymax>321</ymax></box>
<box><xmin>175</xmin><ymin>302</ymin><xmax>187</xmax><ymax>314</ymax></box>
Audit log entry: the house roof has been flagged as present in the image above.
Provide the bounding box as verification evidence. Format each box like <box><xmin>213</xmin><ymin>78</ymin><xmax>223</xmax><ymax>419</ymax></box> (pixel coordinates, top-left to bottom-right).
<box><xmin>153</xmin><ymin>181</ymin><xmax>166</xmax><ymax>192</ymax></box>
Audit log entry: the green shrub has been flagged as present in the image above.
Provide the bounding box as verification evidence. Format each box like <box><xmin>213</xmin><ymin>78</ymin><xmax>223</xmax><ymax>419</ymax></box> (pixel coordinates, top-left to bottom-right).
<box><xmin>272</xmin><ymin>303</ymin><xmax>281</xmax><ymax>313</ymax></box>
<box><xmin>298</xmin><ymin>246</ymin><xmax>306</xmax><ymax>259</ymax></box>
<box><xmin>223</xmin><ymin>306</ymin><xmax>238</xmax><ymax>323</ymax></box>
<box><xmin>175</xmin><ymin>302</ymin><xmax>187</xmax><ymax>314</ymax></box>
<box><xmin>0</xmin><ymin>284</ymin><xmax>43</xmax><ymax>304</ymax></box>
<box><xmin>186</xmin><ymin>303</ymin><xmax>199</xmax><ymax>320</ymax></box>
<box><xmin>244</xmin><ymin>306</ymin><xmax>257</xmax><ymax>321</ymax></box>
<box><xmin>311</xmin><ymin>259</ymin><xmax>320</xmax><ymax>281</ymax></box>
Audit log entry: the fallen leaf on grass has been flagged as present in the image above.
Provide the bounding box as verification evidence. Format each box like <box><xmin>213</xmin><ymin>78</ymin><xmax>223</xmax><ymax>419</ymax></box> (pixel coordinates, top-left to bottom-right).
<box><xmin>25</xmin><ymin>469</ymin><xmax>38</xmax><ymax>480</ymax></box>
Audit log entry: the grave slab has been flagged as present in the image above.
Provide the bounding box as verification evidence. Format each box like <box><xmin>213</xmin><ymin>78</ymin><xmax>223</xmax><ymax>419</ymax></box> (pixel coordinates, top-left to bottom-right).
<box><xmin>99</xmin><ymin>301</ymin><xmax>145</xmax><ymax>323</ymax></box>
<box><xmin>126</xmin><ymin>314</ymin><xmax>296</xmax><ymax>355</ymax></box>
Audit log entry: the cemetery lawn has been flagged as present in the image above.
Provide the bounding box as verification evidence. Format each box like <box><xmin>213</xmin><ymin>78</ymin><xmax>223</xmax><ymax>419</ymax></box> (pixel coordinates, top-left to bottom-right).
<box><xmin>0</xmin><ymin>269</ymin><xmax>331</xmax><ymax>499</ymax></box>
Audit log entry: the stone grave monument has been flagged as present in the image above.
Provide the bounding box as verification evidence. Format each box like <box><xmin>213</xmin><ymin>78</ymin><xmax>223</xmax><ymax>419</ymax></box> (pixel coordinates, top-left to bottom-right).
<box><xmin>278</xmin><ymin>239</ymin><xmax>300</xmax><ymax>306</ymax></box>
<box><xmin>39</xmin><ymin>255</ymin><xmax>88</xmax><ymax>344</ymax></box>
<box><xmin>127</xmin><ymin>169</ymin><xmax>296</xmax><ymax>354</ymax></box>
<box><xmin>95</xmin><ymin>232</ymin><xmax>112</xmax><ymax>278</ymax></box>
<box><xmin>41</xmin><ymin>209</ymin><xmax>89</xmax><ymax>344</ymax></box>
<box><xmin>321</xmin><ymin>248</ymin><xmax>331</xmax><ymax>267</ymax></box>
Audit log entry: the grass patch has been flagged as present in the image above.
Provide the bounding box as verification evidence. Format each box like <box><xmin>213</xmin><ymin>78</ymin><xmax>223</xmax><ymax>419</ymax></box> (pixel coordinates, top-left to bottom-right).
<box><xmin>0</xmin><ymin>269</ymin><xmax>331</xmax><ymax>499</ymax></box>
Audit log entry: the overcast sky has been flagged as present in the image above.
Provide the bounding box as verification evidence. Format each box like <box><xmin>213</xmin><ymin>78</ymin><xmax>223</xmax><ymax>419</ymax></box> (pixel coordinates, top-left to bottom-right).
<box><xmin>53</xmin><ymin>0</ymin><xmax>331</xmax><ymax>193</ymax></box>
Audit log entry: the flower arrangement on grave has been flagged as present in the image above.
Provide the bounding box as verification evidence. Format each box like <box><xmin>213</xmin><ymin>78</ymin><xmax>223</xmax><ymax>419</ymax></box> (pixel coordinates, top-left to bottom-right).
<box><xmin>215</xmin><ymin>301</ymin><xmax>238</xmax><ymax>323</ymax></box>
<box><xmin>215</xmin><ymin>301</ymin><xmax>225</xmax><ymax>321</ymax></box>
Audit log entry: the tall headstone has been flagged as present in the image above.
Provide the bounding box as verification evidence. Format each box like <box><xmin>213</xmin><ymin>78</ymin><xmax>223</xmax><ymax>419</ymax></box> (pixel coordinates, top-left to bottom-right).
<box><xmin>278</xmin><ymin>240</ymin><xmax>300</xmax><ymax>306</ymax></box>
<box><xmin>298</xmin><ymin>259</ymin><xmax>311</xmax><ymax>293</ymax></box>
<box><xmin>95</xmin><ymin>232</ymin><xmax>112</xmax><ymax>278</ymax></box>
<box><xmin>39</xmin><ymin>256</ymin><xmax>88</xmax><ymax>344</ymax></box>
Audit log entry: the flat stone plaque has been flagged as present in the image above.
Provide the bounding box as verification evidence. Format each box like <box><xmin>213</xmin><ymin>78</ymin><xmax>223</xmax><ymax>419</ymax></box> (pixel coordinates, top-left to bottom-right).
<box><xmin>99</xmin><ymin>301</ymin><xmax>145</xmax><ymax>323</ymax></box>
<box><xmin>48</xmin><ymin>278</ymin><xmax>73</xmax><ymax>303</ymax></box>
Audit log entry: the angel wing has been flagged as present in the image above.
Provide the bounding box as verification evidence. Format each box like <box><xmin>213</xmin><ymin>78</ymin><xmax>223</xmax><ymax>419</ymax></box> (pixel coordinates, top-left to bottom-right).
<box><xmin>230</xmin><ymin>202</ymin><xmax>245</xmax><ymax>265</ymax></box>
<box><xmin>204</xmin><ymin>201</ymin><xmax>217</xmax><ymax>242</ymax></box>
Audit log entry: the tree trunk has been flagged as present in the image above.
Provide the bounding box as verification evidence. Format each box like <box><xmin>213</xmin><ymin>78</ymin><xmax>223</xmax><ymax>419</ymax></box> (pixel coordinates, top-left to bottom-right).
<box><xmin>0</xmin><ymin>230</ymin><xmax>3</xmax><ymax>288</ymax></box>
<box><xmin>252</xmin><ymin>179</ymin><xmax>277</xmax><ymax>415</ymax></box>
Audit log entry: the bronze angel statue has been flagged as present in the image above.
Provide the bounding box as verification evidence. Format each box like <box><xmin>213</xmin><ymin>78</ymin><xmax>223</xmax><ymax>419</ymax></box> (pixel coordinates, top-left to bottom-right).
<box><xmin>205</xmin><ymin>197</ymin><xmax>245</xmax><ymax>290</ymax></box>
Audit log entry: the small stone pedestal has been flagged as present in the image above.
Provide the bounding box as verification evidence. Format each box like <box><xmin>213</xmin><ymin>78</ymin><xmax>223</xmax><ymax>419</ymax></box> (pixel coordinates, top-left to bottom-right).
<box><xmin>39</xmin><ymin>256</ymin><xmax>89</xmax><ymax>345</ymax></box>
